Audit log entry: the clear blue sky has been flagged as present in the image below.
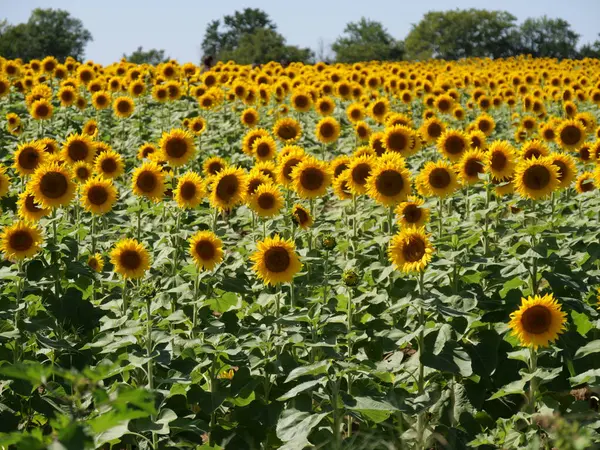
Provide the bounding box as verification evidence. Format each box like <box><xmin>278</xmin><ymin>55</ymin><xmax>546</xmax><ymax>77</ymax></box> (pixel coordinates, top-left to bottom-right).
<box><xmin>2</xmin><ymin>0</ymin><xmax>600</xmax><ymax>64</ymax></box>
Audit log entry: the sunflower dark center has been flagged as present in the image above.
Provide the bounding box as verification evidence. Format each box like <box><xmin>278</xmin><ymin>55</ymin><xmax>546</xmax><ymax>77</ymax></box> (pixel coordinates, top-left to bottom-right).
<box><xmin>388</xmin><ymin>131</ymin><xmax>408</xmax><ymax>151</ymax></box>
<box><xmin>478</xmin><ymin>120</ymin><xmax>491</xmax><ymax>132</ymax></box>
<box><xmin>294</xmin><ymin>207</ymin><xmax>309</xmax><ymax>225</ymax></box>
<box><xmin>25</xmin><ymin>194</ymin><xmax>42</xmax><ymax>212</ymax></box>
<box><xmin>216</xmin><ymin>174</ymin><xmax>239</xmax><ymax>201</ymax></box>
<box><xmin>36</xmin><ymin>104</ymin><xmax>50</xmax><ymax>117</ymax></box>
<box><xmin>560</xmin><ymin>125</ymin><xmax>582</xmax><ymax>146</ymax></box>
<box><xmin>523</xmin><ymin>165</ymin><xmax>551</xmax><ymax>190</ymax></box>
<box><xmin>438</xmin><ymin>99</ymin><xmax>451</xmax><ymax>111</ymax></box>
<box><xmin>524</xmin><ymin>149</ymin><xmax>543</xmax><ymax>160</ymax></box>
<box><xmin>88</xmin><ymin>185</ymin><xmax>109</xmax><ymax>205</ymax></box>
<box><xmin>350</xmin><ymin>109</ymin><xmax>361</xmax><ymax>119</ymax></box>
<box><xmin>403</xmin><ymin>204</ymin><xmax>422</xmax><ymax>223</ymax></box>
<box><xmin>68</xmin><ymin>140</ymin><xmax>89</xmax><ymax>162</ymax></box>
<box><xmin>19</xmin><ymin>147</ymin><xmax>40</xmax><ymax>170</ymax></box>
<box><xmin>117</xmin><ymin>100</ymin><xmax>131</xmax><ymax>114</ymax></box>
<box><xmin>165</xmin><ymin>137</ymin><xmax>188</xmax><ymax>158</ymax></box>
<box><xmin>278</xmin><ymin>124</ymin><xmax>298</xmax><ymax>141</ymax></box>
<box><xmin>40</xmin><ymin>172</ymin><xmax>68</xmax><ymax>198</ymax></box>
<box><xmin>491</xmin><ymin>151</ymin><xmax>507</xmax><ymax>171</ymax></box>
<box><xmin>553</xmin><ymin>161</ymin><xmax>567</xmax><ymax>181</ymax></box>
<box><xmin>429</xmin><ymin>168</ymin><xmax>451</xmax><ymax>189</ymax></box>
<box><xmin>372</xmin><ymin>139</ymin><xmax>386</xmax><ymax>156</ymax></box>
<box><xmin>521</xmin><ymin>305</ymin><xmax>552</xmax><ymax>334</ymax></box>
<box><xmin>257</xmin><ymin>193</ymin><xmax>275</xmax><ymax>210</ymax></box>
<box><xmin>101</xmin><ymin>158</ymin><xmax>118</xmax><ymax>174</ymax></box>
<box><xmin>195</xmin><ymin>240</ymin><xmax>215</xmax><ymax>260</ymax></box>
<box><xmin>97</xmin><ymin>95</ymin><xmax>108</xmax><ymax>106</ymax></box>
<box><xmin>445</xmin><ymin>136</ymin><xmax>466</xmax><ymax>155</ymax></box>
<box><xmin>300</xmin><ymin>168</ymin><xmax>324</xmax><ymax>191</ymax></box>
<box><xmin>76</xmin><ymin>167</ymin><xmax>90</xmax><ymax>180</ymax></box>
<box><xmin>357</xmin><ymin>125</ymin><xmax>368</xmax><ymax>138</ymax></box>
<box><xmin>320</xmin><ymin>123</ymin><xmax>335</xmax><ymax>138</ymax></box>
<box><xmin>295</xmin><ymin>96</ymin><xmax>308</xmax><ymax>109</ymax></box>
<box><xmin>180</xmin><ymin>181</ymin><xmax>197</xmax><ymax>200</ymax></box>
<box><xmin>137</xmin><ymin>171</ymin><xmax>157</xmax><ymax>193</ymax></box>
<box><xmin>376</xmin><ymin>170</ymin><xmax>404</xmax><ymax>196</ymax></box>
<box><xmin>580</xmin><ymin>177</ymin><xmax>595</xmax><ymax>192</ymax></box>
<box><xmin>427</xmin><ymin>122</ymin><xmax>442</xmax><ymax>138</ymax></box>
<box><xmin>372</xmin><ymin>102</ymin><xmax>386</xmax><ymax>116</ymax></box>
<box><xmin>334</xmin><ymin>163</ymin><xmax>348</xmax><ymax>178</ymax></box>
<box><xmin>120</xmin><ymin>250</ymin><xmax>141</xmax><ymax>270</ymax></box>
<box><xmin>244</xmin><ymin>112</ymin><xmax>257</xmax><ymax>124</ymax></box>
<box><xmin>402</xmin><ymin>236</ymin><xmax>426</xmax><ymax>262</ymax></box>
<box><xmin>88</xmin><ymin>258</ymin><xmax>99</xmax><ymax>270</ymax></box>
<box><xmin>61</xmin><ymin>90</ymin><xmax>74</xmax><ymax>102</ymax></box>
<box><xmin>10</xmin><ymin>230</ymin><xmax>34</xmax><ymax>252</ymax></box>
<box><xmin>471</xmin><ymin>136</ymin><xmax>482</xmax><ymax>148</ymax></box>
<box><xmin>264</xmin><ymin>247</ymin><xmax>291</xmax><ymax>273</ymax></box>
<box><xmin>464</xmin><ymin>158</ymin><xmax>484</xmax><ymax>177</ymax></box>
<box><xmin>283</xmin><ymin>158</ymin><xmax>301</xmax><ymax>181</ymax></box>
<box><xmin>351</xmin><ymin>163</ymin><xmax>371</xmax><ymax>186</ymax></box>
<box><xmin>256</xmin><ymin>142</ymin><xmax>271</xmax><ymax>157</ymax></box>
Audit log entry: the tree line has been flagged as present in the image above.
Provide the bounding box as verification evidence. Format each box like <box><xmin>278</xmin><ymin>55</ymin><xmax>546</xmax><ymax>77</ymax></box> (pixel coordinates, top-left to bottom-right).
<box><xmin>1</xmin><ymin>7</ymin><xmax>599</xmax><ymax>65</ymax></box>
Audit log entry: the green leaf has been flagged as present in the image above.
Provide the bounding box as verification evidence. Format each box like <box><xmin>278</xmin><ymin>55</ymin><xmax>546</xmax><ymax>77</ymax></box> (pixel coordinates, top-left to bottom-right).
<box><xmin>571</xmin><ymin>310</ymin><xmax>593</xmax><ymax>337</ymax></box>
<box><xmin>433</xmin><ymin>324</ymin><xmax>452</xmax><ymax>355</ymax></box>
<box><xmin>284</xmin><ymin>361</ymin><xmax>330</xmax><ymax>383</ymax></box>
<box><xmin>344</xmin><ymin>396</ymin><xmax>398</xmax><ymax>423</ymax></box>
<box><xmin>276</xmin><ymin>408</ymin><xmax>328</xmax><ymax>444</ymax></box>
<box><xmin>277</xmin><ymin>380</ymin><xmax>322</xmax><ymax>401</ymax></box>
<box><xmin>206</xmin><ymin>292</ymin><xmax>241</xmax><ymax>313</ymax></box>
<box><xmin>488</xmin><ymin>379</ymin><xmax>527</xmax><ymax>400</ymax></box>
<box><xmin>570</xmin><ymin>369</ymin><xmax>600</xmax><ymax>385</ymax></box>
<box><xmin>575</xmin><ymin>340</ymin><xmax>600</xmax><ymax>359</ymax></box>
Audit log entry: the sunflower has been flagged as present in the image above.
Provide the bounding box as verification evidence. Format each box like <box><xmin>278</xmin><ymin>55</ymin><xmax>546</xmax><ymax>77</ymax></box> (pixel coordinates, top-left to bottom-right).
<box><xmin>330</xmin><ymin>155</ymin><xmax>351</xmax><ymax>179</ymax></box>
<box><xmin>273</xmin><ymin>118</ymin><xmax>302</xmax><ymax>144</ymax></box>
<box><xmin>332</xmin><ymin>173</ymin><xmax>353</xmax><ymax>200</ymax></box>
<box><xmin>189</xmin><ymin>231</ymin><xmax>223</xmax><ymax>271</ymax></box>
<box><xmin>251</xmin><ymin>234</ymin><xmax>302</xmax><ymax>286</ymax></box>
<box><xmin>291</xmin><ymin>91</ymin><xmax>312</xmax><ymax>113</ymax></box>
<box><xmin>457</xmin><ymin>149</ymin><xmax>487</xmax><ymax>185</ymax></box>
<box><xmin>252</xmin><ymin>161</ymin><xmax>277</xmax><ymax>182</ymax></box>
<box><xmin>316</xmin><ymin>96</ymin><xmax>335</xmax><ymax>116</ymax></box>
<box><xmin>347</xmin><ymin>155</ymin><xmax>375</xmax><ymax>195</ymax></box>
<box><xmin>94</xmin><ymin>150</ymin><xmax>123</xmax><ymax>179</ymax></box>
<box><xmin>28</xmin><ymin>163</ymin><xmax>76</xmax><ymax>208</ymax></box>
<box><xmin>383</xmin><ymin>125</ymin><xmax>417</xmax><ymax>157</ymax></box>
<box><xmin>521</xmin><ymin>140</ymin><xmax>549</xmax><ymax>160</ymax></box>
<box><xmin>346</xmin><ymin>103</ymin><xmax>365</xmax><ymax>123</ymax></box>
<box><xmin>420</xmin><ymin>117</ymin><xmax>446</xmax><ymax>144</ymax></box>
<box><xmin>188</xmin><ymin>117</ymin><xmax>207</xmax><ymax>136</ymax></box>
<box><xmin>0</xmin><ymin>221</ymin><xmax>43</xmax><ymax>260</ymax></box>
<box><xmin>556</xmin><ymin>119</ymin><xmax>586</xmax><ymax>150</ymax></box>
<box><xmin>249</xmin><ymin>183</ymin><xmax>284</xmax><ymax>218</ymax></box>
<box><xmin>417</xmin><ymin>160</ymin><xmax>459</xmax><ymax>198</ymax></box>
<box><xmin>277</xmin><ymin>148</ymin><xmax>306</xmax><ymax>187</ymax></box>
<box><xmin>174</xmin><ymin>171</ymin><xmax>205</xmax><ymax>209</ymax></box>
<box><xmin>396</xmin><ymin>196</ymin><xmax>429</xmax><ymax>229</ymax></box>
<box><xmin>240</xmin><ymin>107</ymin><xmax>259</xmax><ymax>128</ymax></box>
<box><xmin>539</xmin><ymin>122</ymin><xmax>556</xmax><ymax>142</ymax></box>
<box><xmin>132</xmin><ymin>161</ymin><xmax>166</xmax><ymax>202</ymax></box>
<box><xmin>87</xmin><ymin>253</ymin><xmax>104</xmax><ymax>273</ymax></box>
<box><xmin>0</xmin><ymin>165</ymin><xmax>10</xmax><ymax>198</ymax></box>
<box><xmin>368</xmin><ymin>132</ymin><xmax>386</xmax><ymax>157</ymax></box>
<box><xmin>110</xmin><ymin>238</ymin><xmax>151</xmax><ymax>279</ymax></box>
<box><xmin>210</xmin><ymin>166</ymin><xmax>247</xmax><ymax>210</ymax></box>
<box><xmin>62</xmin><ymin>133</ymin><xmax>95</xmax><ymax>165</ymax></box>
<box><xmin>291</xmin><ymin>157</ymin><xmax>331</xmax><ymax>199</ymax></box>
<box><xmin>486</xmin><ymin>141</ymin><xmax>517</xmax><ymax>181</ymax></box>
<box><xmin>513</xmin><ymin>157</ymin><xmax>559</xmax><ymax>200</ymax></box>
<box><xmin>159</xmin><ymin>128</ymin><xmax>195</xmax><ymax>167</ymax></box>
<box><xmin>82</xmin><ymin>119</ymin><xmax>99</xmax><ymax>138</ymax></box>
<box><xmin>73</xmin><ymin>161</ymin><xmax>93</xmax><ymax>183</ymax></box>
<box><xmin>6</xmin><ymin>112</ymin><xmax>20</xmax><ymax>130</ymax></box>
<box><xmin>17</xmin><ymin>190</ymin><xmax>49</xmax><ymax>222</ymax></box>
<box><xmin>354</xmin><ymin>121</ymin><xmax>371</xmax><ymax>141</ymax></box>
<box><xmin>549</xmin><ymin>153</ymin><xmax>576</xmax><ymax>189</ymax></box>
<box><xmin>369</xmin><ymin>98</ymin><xmax>390</xmax><ymax>123</ymax></box>
<box><xmin>138</xmin><ymin>143</ymin><xmax>157</xmax><ymax>160</ymax></box>
<box><xmin>58</xmin><ymin>86</ymin><xmax>77</xmax><ymax>106</ymax></box>
<box><xmin>291</xmin><ymin>204</ymin><xmax>313</xmax><ymax>229</ymax></box>
<box><xmin>113</xmin><ymin>96</ymin><xmax>135</xmax><ymax>118</ymax></box>
<box><xmin>80</xmin><ymin>176</ymin><xmax>118</xmax><ymax>215</ymax></box>
<box><xmin>388</xmin><ymin>227</ymin><xmax>433</xmax><ymax>273</ymax></box>
<box><xmin>315</xmin><ymin>117</ymin><xmax>340</xmax><ymax>145</ymax></box>
<box><xmin>14</xmin><ymin>141</ymin><xmax>47</xmax><ymax>176</ymax></box>
<box><xmin>30</xmin><ymin>99</ymin><xmax>53</xmax><ymax>120</ymax></box>
<box><xmin>203</xmin><ymin>156</ymin><xmax>228</xmax><ymax>176</ymax></box>
<box><xmin>252</xmin><ymin>136</ymin><xmax>277</xmax><ymax>161</ymax></box>
<box><xmin>366</xmin><ymin>160</ymin><xmax>412</xmax><ymax>206</ymax></box>
<box><xmin>437</xmin><ymin>130</ymin><xmax>468</xmax><ymax>162</ymax></box>
<box><xmin>242</xmin><ymin>128</ymin><xmax>270</xmax><ymax>156</ymax></box>
<box><xmin>575</xmin><ymin>171</ymin><xmax>595</xmax><ymax>194</ymax></box>
<box><xmin>508</xmin><ymin>294</ymin><xmax>567</xmax><ymax>349</ymax></box>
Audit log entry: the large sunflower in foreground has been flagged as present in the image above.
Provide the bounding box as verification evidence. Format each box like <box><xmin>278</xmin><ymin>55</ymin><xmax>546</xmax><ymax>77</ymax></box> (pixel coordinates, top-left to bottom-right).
<box><xmin>61</xmin><ymin>133</ymin><xmax>96</xmax><ymax>165</ymax></box>
<box><xmin>508</xmin><ymin>293</ymin><xmax>567</xmax><ymax>349</ymax></box>
<box><xmin>513</xmin><ymin>157</ymin><xmax>559</xmax><ymax>200</ymax></box>
<box><xmin>291</xmin><ymin>157</ymin><xmax>331</xmax><ymax>199</ymax></box>
<box><xmin>189</xmin><ymin>230</ymin><xmax>223</xmax><ymax>271</ymax></box>
<box><xmin>366</xmin><ymin>160</ymin><xmax>412</xmax><ymax>206</ymax></box>
<box><xmin>29</xmin><ymin>163</ymin><xmax>76</xmax><ymax>209</ymax></box>
<box><xmin>210</xmin><ymin>166</ymin><xmax>247</xmax><ymax>210</ymax></box>
<box><xmin>417</xmin><ymin>160</ymin><xmax>458</xmax><ymax>198</ymax></box>
<box><xmin>159</xmin><ymin>128</ymin><xmax>196</xmax><ymax>167</ymax></box>
<box><xmin>174</xmin><ymin>171</ymin><xmax>205</xmax><ymax>209</ymax></box>
<box><xmin>388</xmin><ymin>227</ymin><xmax>433</xmax><ymax>273</ymax></box>
<box><xmin>1</xmin><ymin>221</ymin><xmax>43</xmax><ymax>260</ymax></box>
<box><xmin>396</xmin><ymin>196</ymin><xmax>430</xmax><ymax>229</ymax></box>
<box><xmin>110</xmin><ymin>238</ymin><xmax>151</xmax><ymax>279</ymax></box>
<box><xmin>80</xmin><ymin>176</ymin><xmax>118</xmax><ymax>215</ymax></box>
<box><xmin>250</xmin><ymin>234</ymin><xmax>302</xmax><ymax>286</ymax></box>
<box><xmin>132</xmin><ymin>161</ymin><xmax>166</xmax><ymax>202</ymax></box>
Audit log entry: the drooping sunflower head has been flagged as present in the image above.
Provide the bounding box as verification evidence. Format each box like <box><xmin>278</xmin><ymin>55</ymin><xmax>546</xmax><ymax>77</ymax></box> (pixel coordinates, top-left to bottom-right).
<box><xmin>174</xmin><ymin>171</ymin><xmax>205</xmax><ymax>209</ymax></box>
<box><xmin>209</xmin><ymin>166</ymin><xmax>247</xmax><ymax>211</ymax></box>
<box><xmin>457</xmin><ymin>149</ymin><xmax>488</xmax><ymax>185</ymax></box>
<box><xmin>249</xmin><ymin>183</ymin><xmax>284</xmax><ymax>218</ymax></box>
<box><xmin>417</xmin><ymin>160</ymin><xmax>459</xmax><ymax>198</ymax></box>
<box><xmin>110</xmin><ymin>238</ymin><xmax>151</xmax><ymax>279</ymax></box>
<box><xmin>14</xmin><ymin>141</ymin><xmax>46</xmax><ymax>176</ymax></box>
<box><xmin>366</xmin><ymin>159</ymin><xmax>412</xmax><ymax>206</ymax></box>
<box><xmin>291</xmin><ymin>157</ymin><xmax>331</xmax><ymax>199</ymax></box>
<box><xmin>508</xmin><ymin>293</ymin><xmax>567</xmax><ymax>349</ymax></box>
<box><xmin>388</xmin><ymin>227</ymin><xmax>433</xmax><ymax>273</ymax></box>
<box><xmin>113</xmin><ymin>96</ymin><xmax>135</xmax><ymax>118</ymax></box>
<box><xmin>556</xmin><ymin>119</ymin><xmax>586</xmax><ymax>150</ymax></box>
<box><xmin>250</xmin><ymin>234</ymin><xmax>302</xmax><ymax>286</ymax></box>
<box><xmin>62</xmin><ymin>133</ymin><xmax>96</xmax><ymax>165</ymax></box>
<box><xmin>159</xmin><ymin>128</ymin><xmax>195</xmax><ymax>167</ymax></box>
<box><xmin>549</xmin><ymin>152</ymin><xmax>577</xmax><ymax>189</ymax></box>
<box><xmin>437</xmin><ymin>129</ymin><xmax>468</xmax><ymax>162</ymax></box>
<box><xmin>28</xmin><ymin>163</ymin><xmax>76</xmax><ymax>209</ymax></box>
<box><xmin>87</xmin><ymin>253</ymin><xmax>105</xmax><ymax>273</ymax></box>
<box><xmin>252</xmin><ymin>136</ymin><xmax>278</xmax><ymax>162</ymax></box>
<box><xmin>273</xmin><ymin>117</ymin><xmax>302</xmax><ymax>144</ymax></box>
<box><xmin>395</xmin><ymin>196</ymin><xmax>429</xmax><ymax>229</ymax></box>
<box><xmin>514</xmin><ymin>157</ymin><xmax>559</xmax><ymax>200</ymax></box>
<box><xmin>80</xmin><ymin>175</ymin><xmax>118</xmax><ymax>215</ymax></box>
<box><xmin>189</xmin><ymin>230</ymin><xmax>223</xmax><ymax>271</ymax></box>
<box><xmin>291</xmin><ymin>204</ymin><xmax>314</xmax><ymax>229</ymax></box>
<box><xmin>132</xmin><ymin>161</ymin><xmax>166</xmax><ymax>202</ymax></box>
<box><xmin>315</xmin><ymin>117</ymin><xmax>340</xmax><ymax>145</ymax></box>
<box><xmin>0</xmin><ymin>221</ymin><xmax>43</xmax><ymax>261</ymax></box>
<box><xmin>486</xmin><ymin>140</ymin><xmax>517</xmax><ymax>181</ymax></box>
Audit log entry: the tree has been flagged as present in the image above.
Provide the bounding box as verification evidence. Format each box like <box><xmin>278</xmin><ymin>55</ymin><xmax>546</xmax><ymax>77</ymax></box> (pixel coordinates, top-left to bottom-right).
<box><xmin>201</xmin><ymin>8</ymin><xmax>312</xmax><ymax>64</ymax></box>
<box><xmin>579</xmin><ymin>34</ymin><xmax>600</xmax><ymax>58</ymax></box>
<box><xmin>0</xmin><ymin>8</ymin><xmax>92</xmax><ymax>61</ymax></box>
<box><xmin>123</xmin><ymin>47</ymin><xmax>169</xmax><ymax>65</ymax></box>
<box><xmin>332</xmin><ymin>18</ymin><xmax>403</xmax><ymax>62</ymax></box>
<box><xmin>517</xmin><ymin>16</ymin><xmax>580</xmax><ymax>59</ymax></box>
<box><xmin>404</xmin><ymin>9</ymin><xmax>518</xmax><ymax>60</ymax></box>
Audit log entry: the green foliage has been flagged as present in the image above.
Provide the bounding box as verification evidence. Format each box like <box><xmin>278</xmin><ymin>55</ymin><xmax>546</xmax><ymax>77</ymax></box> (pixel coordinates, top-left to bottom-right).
<box><xmin>0</xmin><ymin>9</ymin><xmax>92</xmax><ymax>61</ymax></box>
<box><xmin>331</xmin><ymin>18</ymin><xmax>403</xmax><ymax>63</ymax></box>
<box><xmin>123</xmin><ymin>46</ymin><xmax>169</xmax><ymax>65</ymax></box>
<box><xmin>517</xmin><ymin>16</ymin><xmax>580</xmax><ymax>59</ymax></box>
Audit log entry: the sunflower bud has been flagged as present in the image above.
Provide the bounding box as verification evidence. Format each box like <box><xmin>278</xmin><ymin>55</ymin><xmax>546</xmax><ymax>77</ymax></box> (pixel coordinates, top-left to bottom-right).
<box><xmin>343</xmin><ymin>269</ymin><xmax>360</xmax><ymax>287</ymax></box>
<box><xmin>320</xmin><ymin>234</ymin><xmax>336</xmax><ymax>250</ymax></box>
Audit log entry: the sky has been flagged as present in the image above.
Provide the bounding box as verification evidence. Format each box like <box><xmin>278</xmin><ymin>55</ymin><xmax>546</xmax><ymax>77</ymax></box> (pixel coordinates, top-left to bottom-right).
<box><xmin>2</xmin><ymin>0</ymin><xmax>600</xmax><ymax>64</ymax></box>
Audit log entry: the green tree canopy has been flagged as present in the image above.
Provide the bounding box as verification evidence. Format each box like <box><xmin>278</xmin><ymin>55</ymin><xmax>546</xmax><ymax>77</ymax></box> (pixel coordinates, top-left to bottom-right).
<box><xmin>404</xmin><ymin>9</ymin><xmax>519</xmax><ymax>60</ymax></box>
<box><xmin>0</xmin><ymin>8</ymin><xmax>92</xmax><ymax>61</ymax></box>
<box><xmin>579</xmin><ymin>34</ymin><xmax>600</xmax><ymax>58</ymax></box>
<box><xmin>332</xmin><ymin>18</ymin><xmax>403</xmax><ymax>63</ymax></box>
<box><xmin>123</xmin><ymin>46</ymin><xmax>169</xmax><ymax>65</ymax></box>
<box><xmin>516</xmin><ymin>16</ymin><xmax>580</xmax><ymax>59</ymax></box>
<box><xmin>201</xmin><ymin>8</ymin><xmax>312</xmax><ymax>64</ymax></box>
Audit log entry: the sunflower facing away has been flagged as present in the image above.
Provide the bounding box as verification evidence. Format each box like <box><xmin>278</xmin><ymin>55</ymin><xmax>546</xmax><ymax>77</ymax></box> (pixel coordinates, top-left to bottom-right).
<box><xmin>291</xmin><ymin>157</ymin><xmax>332</xmax><ymax>199</ymax></box>
<box><xmin>508</xmin><ymin>293</ymin><xmax>567</xmax><ymax>349</ymax></box>
<box><xmin>159</xmin><ymin>128</ymin><xmax>196</xmax><ymax>167</ymax></box>
<box><xmin>80</xmin><ymin>176</ymin><xmax>118</xmax><ymax>215</ymax></box>
<box><xmin>174</xmin><ymin>171</ymin><xmax>205</xmax><ymax>209</ymax></box>
<box><xmin>249</xmin><ymin>183</ymin><xmax>284</xmax><ymax>218</ymax></box>
<box><xmin>14</xmin><ymin>141</ymin><xmax>47</xmax><ymax>176</ymax></box>
<box><xmin>28</xmin><ymin>163</ymin><xmax>76</xmax><ymax>209</ymax></box>
<box><xmin>1</xmin><ymin>221</ymin><xmax>43</xmax><ymax>260</ymax></box>
<box><xmin>210</xmin><ymin>166</ymin><xmax>247</xmax><ymax>211</ymax></box>
<box><xmin>132</xmin><ymin>161</ymin><xmax>166</xmax><ymax>202</ymax></box>
<box><xmin>513</xmin><ymin>157</ymin><xmax>559</xmax><ymax>200</ymax></box>
<box><xmin>291</xmin><ymin>204</ymin><xmax>313</xmax><ymax>229</ymax></box>
<box><xmin>388</xmin><ymin>227</ymin><xmax>433</xmax><ymax>273</ymax></box>
<box><xmin>366</xmin><ymin>159</ymin><xmax>412</xmax><ymax>206</ymax></box>
<box><xmin>396</xmin><ymin>196</ymin><xmax>430</xmax><ymax>229</ymax></box>
<box><xmin>110</xmin><ymin>238</ymin><xmax>150</xmax><ymax>279</ymax></box>
<box><xmin>189</xmin><ymin>230</ymin><xmax>223</xmax><ymax>271</ymax></box>
<box><xmin>251</xmin><ymin>234</ymin><xmax>302</xmax><ymax>286</ymax></box>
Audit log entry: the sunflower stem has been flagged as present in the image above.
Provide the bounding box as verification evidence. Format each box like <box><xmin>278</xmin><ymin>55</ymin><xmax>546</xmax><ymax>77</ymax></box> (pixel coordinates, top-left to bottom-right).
<box><xmin>346</xmin><ymin>286</ymin><xmax>354</xmax><ymax>437</ymax></box>
<box><xmin>52</xmin><ymin>209</ymin><xmax>61</xmax><ymax>298</ymax></box>
<box><xmin>91</xmin><ymin>215</ymin><xmax>97</xmax><ymax>254</ymax></box>
<box><xmin>13</xmin><ymin>261</ymin><xmax>23</xmax><ymax>364</ymax></box>
<box><xmin>388</xmin><ymin>205</ymin><xmax>394</xmax><ymax>236</ymax></box>
<box><xmin>437</xmin><ymin>196</ymin><xmax>444</xmax><ymax>242</ymax></box>
<box><xmin>416</xmin><ymin>271</ymin><xmax>426</xmax><ymax>448</ymax></box>
<box><xmin>528</xmin><ymin>347</ymin><xmax>538</xmax><ymax>414</ymax></box>
<box><xmin>289</xmin><ymin>281</ymin><xmax>295</xmax><ymax>309</ymax></box>
<box><xmin>483</xmin><ymin>182</ymin><xmax>491</xmax><ymax>255</ymax></box>
<box><xmin>145</xmin><ymin>293</ymin><xmax>158</xmax><ymax>450</ymax></box>
<box><xmin>136</xmin><ymin>204</ymin><xmax>142</xmax><ymax>242</ymax></box>
<box><xmin>122</xmin><ymin>279</ymin><xmax>128</xmax><ymax>319</ymax></box>
<box><xmin>352</xmin><ymin>195</ymin><xmax>358</xmax><ymax>256</ymax></box>
<box><xmin>263</xmin><ymin>219</ymin><xmax>267</xmax><ymax>241</ymax></box>
<box><xmin>465</xmin><ymin>185</ymin><xmax>470</xmax><ymax>220</ymax></box>
<box><xmin>323</xmin><ymin>250</ymin><xmax>329</xmax><ymax>303</ymax></box>
<box><xmin>192</xmin><ymin>270</ymin><xmax>200</xmax><ymax>334</ymax></box>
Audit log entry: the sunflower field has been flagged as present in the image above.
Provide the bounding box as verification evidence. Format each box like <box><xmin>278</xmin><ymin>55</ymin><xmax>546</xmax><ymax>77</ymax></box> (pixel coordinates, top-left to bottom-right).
<box><xmin>0</xmin><ymin>55</ymin><xmax>600</xmax><ymax>450</ymax></box>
